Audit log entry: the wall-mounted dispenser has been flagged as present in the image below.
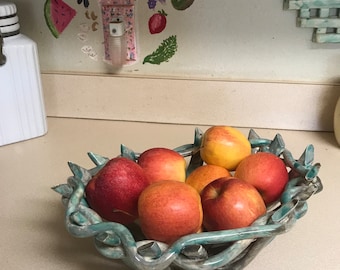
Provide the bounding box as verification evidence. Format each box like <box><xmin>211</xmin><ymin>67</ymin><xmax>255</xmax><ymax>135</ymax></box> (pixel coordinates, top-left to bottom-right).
<box><xmin>109</xmin><ymin>18</ymin><xmax>126</xmax><ymax>66</ymax></box>
<box><xmin>99</xmin><ymin>0</ymin><xmax>137</xmax><ymax>67</ymax></box>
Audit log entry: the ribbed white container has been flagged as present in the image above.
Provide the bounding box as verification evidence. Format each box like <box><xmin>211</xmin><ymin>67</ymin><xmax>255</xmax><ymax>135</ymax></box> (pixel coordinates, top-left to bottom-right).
<box><xmin>0</xmin><ymin>1</ymin><xmax>47</xmax><ymax>146</ymax></box>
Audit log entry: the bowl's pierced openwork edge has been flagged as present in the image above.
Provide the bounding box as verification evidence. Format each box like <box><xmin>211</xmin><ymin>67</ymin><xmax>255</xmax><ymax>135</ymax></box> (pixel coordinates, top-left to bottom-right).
<box><xmin>52</xmin><ymin>128</ymin><xmax>323</xmax><ymax>270</ymax></box>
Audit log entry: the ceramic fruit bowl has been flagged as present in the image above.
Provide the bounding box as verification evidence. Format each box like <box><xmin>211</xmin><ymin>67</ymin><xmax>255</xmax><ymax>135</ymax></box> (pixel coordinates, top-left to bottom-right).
<box><xmin>53</xmin><ymin>128</ymin><xmax>323</xmax><ymax>270</ymax></box>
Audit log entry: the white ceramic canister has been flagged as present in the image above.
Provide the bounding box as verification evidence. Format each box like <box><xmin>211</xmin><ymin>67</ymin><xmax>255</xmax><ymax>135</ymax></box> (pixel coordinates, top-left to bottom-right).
<box><xmin>0</xmin><ymin>1</ymin><xmax>47</xmax><ymax>146</ymax></box>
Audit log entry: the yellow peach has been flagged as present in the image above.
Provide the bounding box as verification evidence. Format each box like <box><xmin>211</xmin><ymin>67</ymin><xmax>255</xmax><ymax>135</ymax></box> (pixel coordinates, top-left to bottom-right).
<box><xmin>200</xmin><ymin>126</ymin><xmax>251</xmax><ymax>171</ymax></box>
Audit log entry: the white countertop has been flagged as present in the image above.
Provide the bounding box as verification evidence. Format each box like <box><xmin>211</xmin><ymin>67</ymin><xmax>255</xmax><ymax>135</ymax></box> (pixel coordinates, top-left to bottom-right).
<box><xmin>1</xmin><ymin>117</ymin><xmax>339</xmax><ymax>270</ymax></box>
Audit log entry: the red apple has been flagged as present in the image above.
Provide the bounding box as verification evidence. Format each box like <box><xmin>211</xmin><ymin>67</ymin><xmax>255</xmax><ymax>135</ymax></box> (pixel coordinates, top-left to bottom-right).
<box><xmin>234</xmin><ymin>152</ymin><xmax>289</xmax><ymax>205</ymax></box>
<box><xmin>201</xmin><ymin>177</ymin><xmax>266</xmax><ymax>231</ymax></box>
<box><xmin>85</xmin><ymin>157</ymin><xmax>149</xmax><ymax>224</ymax></box>
<box><xmin>138</xmin><ymin>147</ymin><xmax>186</xmax><ymax>183</ymax></box>
<box><xmin>138</xmin><ymin>180</ymin><xmax>203</xmax><ymax>244</ymax></box>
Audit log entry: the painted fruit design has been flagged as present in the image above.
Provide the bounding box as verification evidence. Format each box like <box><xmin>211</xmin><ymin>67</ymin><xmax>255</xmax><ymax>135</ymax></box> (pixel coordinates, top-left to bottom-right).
<box><xmin>44</xmin><ymin>0</ymin><xmax>77</xmax><ymax>38</ymax></box>
<box><xmin>171</xmin><ymin>0</ymin><xmax>195</xmax><ymax>10</ymax></box>
<box><xmin>143</xmin><ymin>35</ymin><xmax>177</xmax><ymax>64</ymax></box>
<box><xmin>148</xmin><ymin>0</ymin><xmax>166</xmax><ymax>10</ymax></box>
<box><xmin>148</xmin><ymin>10</ymin><xmax>167</xmax><ymax>34</ymax></box>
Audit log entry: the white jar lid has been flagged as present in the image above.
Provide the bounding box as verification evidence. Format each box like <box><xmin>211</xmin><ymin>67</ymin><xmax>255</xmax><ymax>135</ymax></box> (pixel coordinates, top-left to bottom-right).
<box><xmin>0</xmin><ymin>2</ymin><xmax>16</xmax><ymax>17</ymax></box>
<box><xmin>0</xmin><ymin>2</ymin><xmax>19</xmax><ymax>35</ymax></box>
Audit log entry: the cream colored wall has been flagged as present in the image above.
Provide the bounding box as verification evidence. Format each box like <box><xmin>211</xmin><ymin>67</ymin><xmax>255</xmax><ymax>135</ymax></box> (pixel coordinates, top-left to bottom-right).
<box><xmin>10</xmin><ymin>0</ymin><xmax>340</xmax><ymax>131</ymax></box>
<box><xmin>41</xmin><ymin>73</ymin><xmax>340</xmax><ymax>131</ymax></box>
<box><xmin>15</xmin><ymin>0</ymin><xmax>340</xmax><ymax>83</ymax></box>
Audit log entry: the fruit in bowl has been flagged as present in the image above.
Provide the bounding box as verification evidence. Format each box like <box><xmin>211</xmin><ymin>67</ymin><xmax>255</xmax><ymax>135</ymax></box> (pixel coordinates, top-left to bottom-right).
<box><xmin>138</xmin><ymin>180</ymin><xmax>203</xmax><ymax>244</ymax></box>
<box><xmin>52</xmin><ymin>125</ymin><xmax>322</xmax><ymax>270</ymax></box>
<box><xmin>85</xmin><ymin>157</ymin><xmax>149</xmax><ymax>225</ymax></box>
<box><xmin>201</xmin><ymin>177</ymin><xmax>266</xmax><ymax>231</ymax></box>
<box><xmin>200</xmin><ymin>126</ymin><xmax>251</xmax><ymax>171</ymax></box>
<box><xmin>186</xmin><ymin>164</ymin><xmax>231</xmax><ymax>194</ymax></box>
<box><xmin>234</xmin><ymin>152</ymin><xmax>289</xmax><ymax>205</ymax></box>
<box><xmin>138</xmin><ymin>147</ymin><xmax>187</xmax><ymax>183</ymax></box>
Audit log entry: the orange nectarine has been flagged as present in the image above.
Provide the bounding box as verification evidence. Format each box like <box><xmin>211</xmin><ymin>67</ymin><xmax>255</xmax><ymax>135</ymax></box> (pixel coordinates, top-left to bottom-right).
<box><xmin>200</xmin><ymin>126</ymin><xmax>251</xmax><ymax>171</ymax></box>
<box><xmin>186</xmin><ymin>164</ymin><xmax>231</xmax><ymax>194</ymax></box>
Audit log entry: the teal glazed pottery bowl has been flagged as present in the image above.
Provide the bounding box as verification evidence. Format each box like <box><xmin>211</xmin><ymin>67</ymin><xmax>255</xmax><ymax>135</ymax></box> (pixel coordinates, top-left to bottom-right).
<box><xmin>53</xmin><ymin>128</ymin><xmax>323</xmax><ymax>270</ymax></box>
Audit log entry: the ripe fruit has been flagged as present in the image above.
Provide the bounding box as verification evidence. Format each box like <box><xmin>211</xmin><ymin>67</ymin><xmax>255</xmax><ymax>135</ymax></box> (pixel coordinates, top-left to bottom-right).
<box><xmin>200</xmin><ymin>126</ymin><xmax>251</xmax><ymax>171</ymax></box>
<box><xmin>234</xmin><ymin>152</ymin><xmax>289</xmax><ymax>205</ymax></box>
<box><xmin>148</xmin><ymin>10</ymin><xmax>167</xmax><ymax>34</ymax></box>
<box><xmin>138</xmin><ymin>147</ymin><xmax>186</xmax><ymax>183</ymax></box>
<box><xmin>186</xmin><ymin>164</ymin><xmax>231</xmax><ymax>194</ymax></box>
<box><xmin>85</xmin><ymin>157</ymin><xmax>149</xmax><ymax>224</ymax></box>
<box><xmin>138</xmin><ymin>180</ymin><xmax>203</xmax><ymax>244</ymax></box>
<box><xmin>201</xmin><ymin>177</ymin><xmax>266</xmax><ymax>231</ymax></box>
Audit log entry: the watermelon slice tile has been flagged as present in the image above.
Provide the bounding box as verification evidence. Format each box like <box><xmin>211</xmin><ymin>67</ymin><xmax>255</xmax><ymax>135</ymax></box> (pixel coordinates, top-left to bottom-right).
<box><xmin>44</xmin><ymin>0</ymin><xmax>77</xmax><ymax>38</ymax></box>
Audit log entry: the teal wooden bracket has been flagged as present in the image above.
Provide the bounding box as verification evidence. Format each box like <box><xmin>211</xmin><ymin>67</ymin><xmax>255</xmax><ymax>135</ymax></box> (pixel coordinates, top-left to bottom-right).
<box><xmin>284</xmin><ymin>0</ymin><xmax>340</xmax><ymax>43</ymax></box>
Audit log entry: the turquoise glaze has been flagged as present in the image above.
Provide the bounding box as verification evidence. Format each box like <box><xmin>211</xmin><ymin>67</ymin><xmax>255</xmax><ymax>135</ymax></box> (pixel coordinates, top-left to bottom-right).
<box><xmin>52</xmin><ymin>128</ymin><xmax>322</xmax><ymax>270</ymax></box>
<box><xmin>284</xmin><ymin>0</ymin><xmax>340</xmax><ymax>43</ymax></box>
